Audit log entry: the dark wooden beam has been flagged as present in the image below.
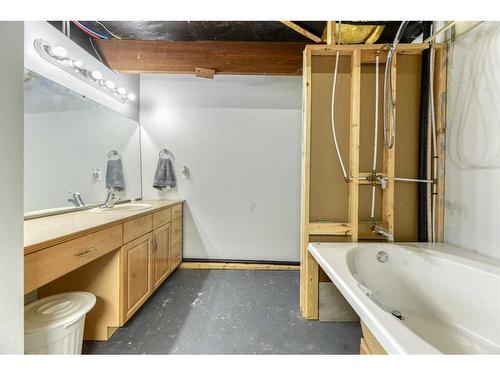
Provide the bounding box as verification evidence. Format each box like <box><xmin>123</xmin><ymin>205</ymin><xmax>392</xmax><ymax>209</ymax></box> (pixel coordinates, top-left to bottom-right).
<box><xmin>95</xmin><ymin>40</ymin><xmax>306</xmax><ymax>76</ymax></box>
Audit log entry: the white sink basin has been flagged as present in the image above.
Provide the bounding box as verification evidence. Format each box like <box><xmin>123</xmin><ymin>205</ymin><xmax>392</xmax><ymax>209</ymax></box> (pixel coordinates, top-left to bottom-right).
<box><xmin>89</xmin><ymin>203</ymin><xmax>152</xmax><ymax>213</ymax></box>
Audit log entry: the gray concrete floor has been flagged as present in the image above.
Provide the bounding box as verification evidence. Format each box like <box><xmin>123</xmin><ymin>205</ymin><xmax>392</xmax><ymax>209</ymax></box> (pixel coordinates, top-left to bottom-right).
<box><xmin>83</xmin><ymin>269</ymin><xmax>362</xmax><ymax>354</ymax></box>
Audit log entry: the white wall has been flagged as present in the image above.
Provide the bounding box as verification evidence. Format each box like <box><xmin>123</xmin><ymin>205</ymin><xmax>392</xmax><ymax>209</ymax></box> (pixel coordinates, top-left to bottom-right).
<box><xmin>140</xmin><ymin>74</ymin><xmax>302</xmax><ymax>262</ymax></box>
<box><xmin>0</xmin><ymin>22</ymin><xmax>24</xmax><ymax>354</ymax></box>
<box><xmin>445</xmin><ymin>21</ymin><xmax>500</xmax><ymax>260</ymax></box>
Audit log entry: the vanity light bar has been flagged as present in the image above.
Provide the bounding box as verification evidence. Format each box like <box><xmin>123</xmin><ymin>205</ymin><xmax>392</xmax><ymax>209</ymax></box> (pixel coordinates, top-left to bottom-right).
<box><xmin>33</xmin><ymin>39</ymin><xmax>136</xmax><ymax>103</ymax></box>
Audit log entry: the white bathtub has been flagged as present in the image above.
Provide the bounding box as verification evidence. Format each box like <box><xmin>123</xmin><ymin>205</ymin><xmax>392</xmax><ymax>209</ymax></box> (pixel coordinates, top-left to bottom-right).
<box><xmin>308</xmin><ymin>242</ymin><xmax>500</xmax><ymax>354</ymax></box>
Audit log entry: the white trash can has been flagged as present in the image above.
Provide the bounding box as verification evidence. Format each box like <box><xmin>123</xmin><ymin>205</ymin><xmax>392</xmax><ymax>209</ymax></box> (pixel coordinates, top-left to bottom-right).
<box><xmin>24</xmin><ymin>292</ymin><xmax>96</xmax><ymax>354</ymax></box>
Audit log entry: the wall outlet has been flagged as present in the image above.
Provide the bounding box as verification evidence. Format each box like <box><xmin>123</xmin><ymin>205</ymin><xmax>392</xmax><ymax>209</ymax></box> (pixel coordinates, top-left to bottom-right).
<box><xmin>93</xmin><ymin>168</ymin><xmax>103</xmax><ymax>182</ymax></box>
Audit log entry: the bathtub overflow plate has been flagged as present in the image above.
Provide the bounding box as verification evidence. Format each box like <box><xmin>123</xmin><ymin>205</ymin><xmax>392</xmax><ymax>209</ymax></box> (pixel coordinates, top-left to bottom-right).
<box><xmin>391</xmin><ymin>310</ymin><xmax>405</xmax><ymax>320</ymax></box>
<box><xmin>376</xmin><ymin>251</ymin><xmax>389</xmax><ymax>263</ymax></box>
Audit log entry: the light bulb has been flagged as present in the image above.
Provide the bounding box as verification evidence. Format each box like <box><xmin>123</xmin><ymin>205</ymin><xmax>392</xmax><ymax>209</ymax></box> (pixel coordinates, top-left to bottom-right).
<box><xmin>48</xmin><ymin>45</ymin><xmax>68</xmax><ymax>58</ymax></box>
<box><xmin>126</xmin><ymin>92</ymin><xmax>136</xmax><ymax>101</ymax></box>
<box><xmin>90</xmin><ymin>70</ymin><xmax>102</xmax><ymax>80</ymax></box>
<box><xmin>117</xmin><ymin>87</ymin><xmax>127</xmax><ymax>95</ymax></box>
<box><xmin>104</xmin><ymin>80</ymin><xmax>116</xmax><ymax>89</ymax></box>
<box><xmin>62</xmin><ymin>59</ymin><xmax>75</xmax><ymax>68</ymax></box>
<box><xmin>73</xmin><ymin>60</ymin><xmax>85</xmax><ymax>69</ymax></box>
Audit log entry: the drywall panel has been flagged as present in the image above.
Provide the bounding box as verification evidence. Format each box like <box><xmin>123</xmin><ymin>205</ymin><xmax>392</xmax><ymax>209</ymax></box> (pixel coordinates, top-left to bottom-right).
<box><xmin>140</xmin><ymin>74</ymin><xmax>302</xmax><ymax>261</ymax></box>
<box><xmin>445</xmin><ymin>22</ymin><xmax>500</xmax><ymax>260</ymax></box>
<box><xmin>0</xmin><ymin>22</ymin><xmax>24</xmax><ymax>354</ymax></box>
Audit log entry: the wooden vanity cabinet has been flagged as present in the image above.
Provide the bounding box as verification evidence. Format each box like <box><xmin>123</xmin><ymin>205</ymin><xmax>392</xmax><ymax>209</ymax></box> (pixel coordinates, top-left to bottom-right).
<box><xmin>171</xmin><ymin>218</ymin><xmax>182</xmax><ymax>270</ymax></box>
<box><xmin>34</xmin><ymin>202</ymin><xmax>184</xmax><ymax>341</ymax></box>
<box><xmin>121</xmin><ymin>233</ymin><xmax>153</xmax><ymax>322</ymax></box>
<box><xmin>151</xmin><ymin>223</ymin><xmax>172</xmax><ymax>289</ymax></box>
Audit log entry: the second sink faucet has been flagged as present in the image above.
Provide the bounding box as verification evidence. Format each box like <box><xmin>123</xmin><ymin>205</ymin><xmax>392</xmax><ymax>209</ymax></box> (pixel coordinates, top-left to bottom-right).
<box><xmin>68</xmin><ymin>191</ymin><xmax>86</xmax><ymax>208</ymax></box>
<box><xmin>100</xmin><ymin>189</ymin><xmax>120</xmax><ymax>209</ymax></box>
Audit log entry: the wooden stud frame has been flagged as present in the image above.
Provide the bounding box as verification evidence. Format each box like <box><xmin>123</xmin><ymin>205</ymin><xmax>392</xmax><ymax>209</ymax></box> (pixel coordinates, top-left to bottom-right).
<box><xmin>349</xmin><ymin>49</ymin><xmax>361</xmax><ymax>242</ymax></box>
<box><xmin>300</xmin><ymin>43</ymin><xmax>446</xmax><ymax>319</ymax></box>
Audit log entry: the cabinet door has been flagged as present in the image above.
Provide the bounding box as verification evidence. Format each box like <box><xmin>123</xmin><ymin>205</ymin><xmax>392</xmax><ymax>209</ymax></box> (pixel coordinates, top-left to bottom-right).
<box><xmin>152</xmin><ymin>223</ymin><xmax>171</xmax><ymax>289</ymax></box>
<box><xmin>121</xmin><ymin>233</ymin><xmax>152</xmax><ymax>322</ymax></box>
<box><xmin>171</xmin><ymin>218</ymin><xmax>183</xmax><ymax>271</ymax></box>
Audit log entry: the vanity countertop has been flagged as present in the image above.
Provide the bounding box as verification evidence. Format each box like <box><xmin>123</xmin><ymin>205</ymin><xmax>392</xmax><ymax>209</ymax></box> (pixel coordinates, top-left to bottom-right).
<box><xmin>24</xmin><ymin>199</ymin><xmax>184</xmax><ymax>254</ymax></box>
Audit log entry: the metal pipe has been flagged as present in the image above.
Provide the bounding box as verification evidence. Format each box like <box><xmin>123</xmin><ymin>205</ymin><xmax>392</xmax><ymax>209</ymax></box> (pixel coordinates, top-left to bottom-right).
<box><xmin>429</xmin><ymin>36</ymin><xmax>438</xmax><ymax>242</ymax></box>
<box><xmin>330</xmin><ymin>21</ymin><xmax>351</xmax><ymax>182</ymax></box>
<box><xmin>418</xmin><ymin>21</ymin><xmax>432</xmax><ymax>242</ymax></box>
<box><xmin>395</xmin><ymin>177</ymin><xmax>434</xmax><ymax>183</ymax></box>
<box><xmin>423</xmin><ymin>21</ymin><xmax>457</xmax><ymax>44</ymax></box>
<box><xmin>383</xmin><ymin>21</ymin><xmax>409</xmax><ymax>149</ymax></box>
<box><xmin>370</xmin><ymin>52</ymin><xmax>380</xmax><ymax>222</ymax></box>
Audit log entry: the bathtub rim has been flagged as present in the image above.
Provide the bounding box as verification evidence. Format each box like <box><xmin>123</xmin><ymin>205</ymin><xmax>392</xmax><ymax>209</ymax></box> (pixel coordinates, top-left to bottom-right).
<box><xmin>307</xmin><ymin>242</ymin><xmax>500</xmax><ymax>354</ymax></box>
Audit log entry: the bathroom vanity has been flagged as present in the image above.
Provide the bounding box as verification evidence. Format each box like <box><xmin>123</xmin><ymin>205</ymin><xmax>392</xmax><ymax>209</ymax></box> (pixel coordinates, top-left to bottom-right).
<box><xmin>24</xmin><ymin>200</ymin><xmax>184</xmax><ymax>340</ymax></box>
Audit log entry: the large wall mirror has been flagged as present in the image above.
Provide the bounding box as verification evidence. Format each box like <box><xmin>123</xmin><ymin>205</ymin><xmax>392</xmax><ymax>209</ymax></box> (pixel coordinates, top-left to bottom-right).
<box><xmin>24</xmin><ymin>69</ymin><xmax>142</xmax><ymax>216</ymax></box>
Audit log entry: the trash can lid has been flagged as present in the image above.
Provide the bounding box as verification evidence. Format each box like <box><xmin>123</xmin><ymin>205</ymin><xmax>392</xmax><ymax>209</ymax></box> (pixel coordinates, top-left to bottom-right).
<box><xmin>25</xmin><ymin>292</ymin><xmax>96</xmax><ymax>334</ymax></box>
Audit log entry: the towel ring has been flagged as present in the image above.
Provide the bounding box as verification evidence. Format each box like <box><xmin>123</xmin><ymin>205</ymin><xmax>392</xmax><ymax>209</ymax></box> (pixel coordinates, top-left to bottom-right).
<box><xmin>159</xmin><ymin>148</ymin><xmax>174</xmax><ymax>160</ymax></box>
<box><xmin>107</xmin><ymin>150</ymin><xmax>121</xmax><ymax>160</ymax></box>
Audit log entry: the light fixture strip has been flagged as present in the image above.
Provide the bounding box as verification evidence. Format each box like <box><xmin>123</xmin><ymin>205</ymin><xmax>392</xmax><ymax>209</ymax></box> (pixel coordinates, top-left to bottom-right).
<box><xmin>33</xmin><ymin>39</ymin><xmax>135</xmax><ymax>104</ymax></box>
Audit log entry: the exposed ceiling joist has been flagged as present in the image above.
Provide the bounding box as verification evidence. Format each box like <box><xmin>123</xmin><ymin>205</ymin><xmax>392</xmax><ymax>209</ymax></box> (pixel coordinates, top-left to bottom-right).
<box><xmin>280</xmin><ymin>21</ymin><xmax>323</xmax><ymax>43</ymax></box>
<box><xmin>95</xmin><ymin>40</ymin><xmax>306</xmax><ymax>75</ymax></box>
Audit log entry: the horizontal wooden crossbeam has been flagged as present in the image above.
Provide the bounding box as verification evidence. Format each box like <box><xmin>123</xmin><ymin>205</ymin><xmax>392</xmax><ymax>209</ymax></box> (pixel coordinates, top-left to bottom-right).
<box><xmin>96</xmin><ymin>40</ymin><xmax>307</xmax><ymax>76</ymax></box>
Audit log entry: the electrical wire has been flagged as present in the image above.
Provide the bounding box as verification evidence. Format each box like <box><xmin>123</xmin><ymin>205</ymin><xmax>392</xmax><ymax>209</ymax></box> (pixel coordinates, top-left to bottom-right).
<box><xmin>71</xmin><ymin>21</ymin><xmax>108</xmax><ymax>39</ymax></box>
<box><xmin>95</xmin><ymin>21</ymin><xmax>121</xmax><ymax>39</ymax></box>
<box><xmin>89</xmin><ymin>38</ymin><xmax>105</xmax><ymax>64</ymax></box>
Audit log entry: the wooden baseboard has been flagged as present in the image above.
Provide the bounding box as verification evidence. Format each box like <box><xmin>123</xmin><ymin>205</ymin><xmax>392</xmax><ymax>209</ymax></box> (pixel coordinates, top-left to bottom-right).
<box><xmin>179</xmin><ymin>262</ymin><xmax>300</xmax><ymax>271</ymax></box>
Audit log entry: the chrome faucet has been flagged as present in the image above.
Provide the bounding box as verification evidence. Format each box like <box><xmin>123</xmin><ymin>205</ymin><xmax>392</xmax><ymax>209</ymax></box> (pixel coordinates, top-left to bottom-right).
<box><xmin>68</xmin><ymin>191</ymin><xmax>86</xmax><ymax>207</ymax></box>
<box><xmin>100</xmin><ymin>189</ymin><xmax>119</xmax><ymax>209</ymax></box>
<box><xmin>373</xmin><ymin>225</ymin><xmax>394</xmax><ymax>242</ymax></box>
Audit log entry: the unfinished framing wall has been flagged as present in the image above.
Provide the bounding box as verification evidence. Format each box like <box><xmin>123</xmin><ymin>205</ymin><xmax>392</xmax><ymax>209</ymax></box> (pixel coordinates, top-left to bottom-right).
<box><xmin>300</xmin><ymin>43</ymin><xmax>446</xmax><ymax>319</ymax></box>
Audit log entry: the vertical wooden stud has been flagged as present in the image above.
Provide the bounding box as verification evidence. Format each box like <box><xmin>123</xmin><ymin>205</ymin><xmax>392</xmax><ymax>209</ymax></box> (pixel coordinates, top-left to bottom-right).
<box><xmin>325</xmin><ymin>21</ymin><xmax>336</xmax><ymax>45</ymax></box>
<box><xmin>300</xmin><ymin>47</ymin><xmax>319</xmax><ymax>319</ymax></box>
<box><xmin>348</xmin><ymin>49</ymin><xmax>361</xmax><ymax>242</ymax></box>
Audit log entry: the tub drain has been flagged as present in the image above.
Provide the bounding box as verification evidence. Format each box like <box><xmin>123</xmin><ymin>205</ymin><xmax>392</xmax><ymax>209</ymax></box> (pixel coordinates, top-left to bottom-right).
<box><xmin>376</xmin><ymin>251</ymin><xmax>389</xmax><ymax>263</ymax></box>
<box><xmin>391</xmin><ymin>310</ymin><xmax>404</xmax><ymax>320</ymax></box>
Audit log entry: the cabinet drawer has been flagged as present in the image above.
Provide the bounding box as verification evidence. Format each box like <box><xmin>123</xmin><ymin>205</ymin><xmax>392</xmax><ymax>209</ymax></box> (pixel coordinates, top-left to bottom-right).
<box><xmin>123</xmin><ymin>214</ymin><xmax>153</xmax><ymax>244</ymax></box>
<box><xmin>152</xmin><ymin>208</ymin><xmax>172</xmax><ymax>229</ymax></box>
<box><xmin>172</xmin><ymin>204</ymin><xmax>183</xmax><ymax>221</ymax></box>
<box><xmin>24</xmin><ymin>225</ymin><xmax>122</xmax><ymax>293</ymax></box>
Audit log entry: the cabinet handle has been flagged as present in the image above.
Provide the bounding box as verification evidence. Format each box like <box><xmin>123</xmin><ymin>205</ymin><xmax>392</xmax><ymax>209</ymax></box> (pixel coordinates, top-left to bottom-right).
<box><xmin>75</xmin><ymin>247</ymin><xmax>96</xmax><ymax>257</ymax></box>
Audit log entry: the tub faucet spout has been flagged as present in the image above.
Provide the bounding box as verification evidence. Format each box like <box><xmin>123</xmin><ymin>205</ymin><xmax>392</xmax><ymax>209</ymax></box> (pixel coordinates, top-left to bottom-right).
<box><xmin>373</xmin><ymin>225</ymin><xmax>394</xmax><ymax>242</ymax></box>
